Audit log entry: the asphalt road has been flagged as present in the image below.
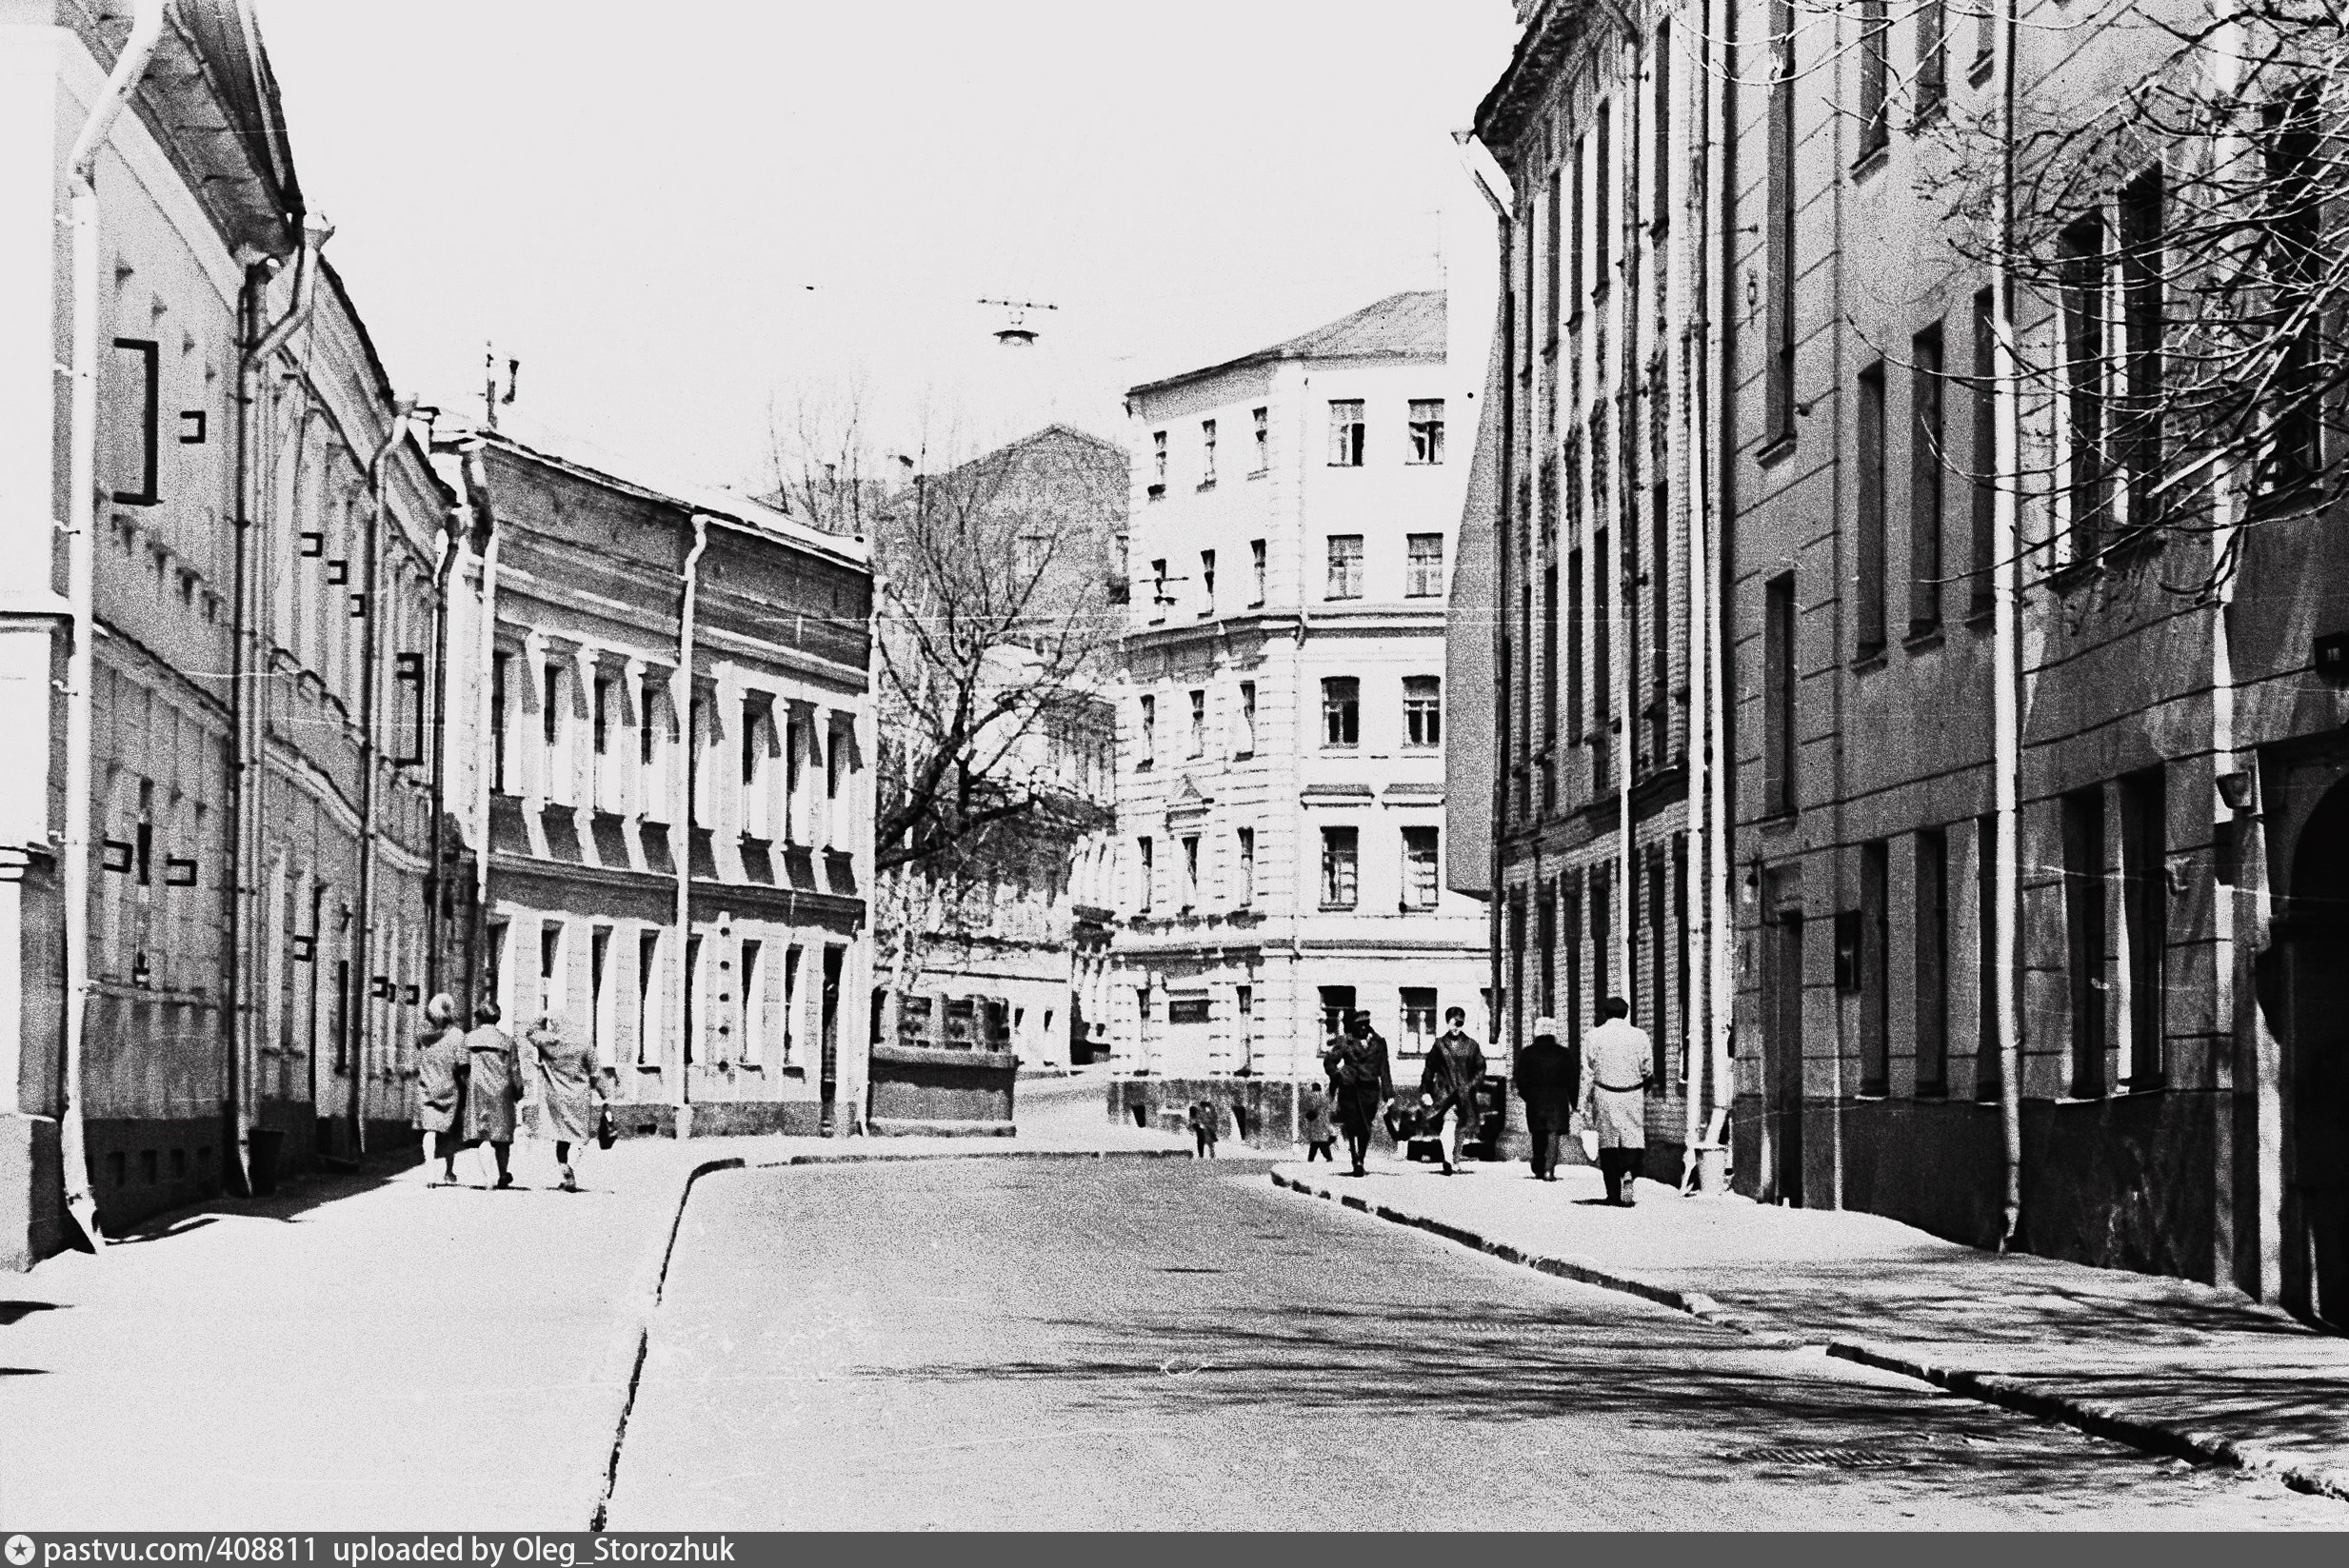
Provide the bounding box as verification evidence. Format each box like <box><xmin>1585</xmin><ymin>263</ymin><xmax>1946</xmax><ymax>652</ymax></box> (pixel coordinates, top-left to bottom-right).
<box><xmin>604</xmin><ymin>1155</ymin><xmax>2343</xmax><ymax>1530</ymax></box>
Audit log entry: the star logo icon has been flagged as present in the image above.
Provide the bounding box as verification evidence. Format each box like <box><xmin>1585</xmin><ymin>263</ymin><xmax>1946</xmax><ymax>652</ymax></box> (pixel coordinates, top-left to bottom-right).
<box><xmin>5</xmin><ymin>1535</ymin><xmax>34</xmax><ymax>1566</ymax></box>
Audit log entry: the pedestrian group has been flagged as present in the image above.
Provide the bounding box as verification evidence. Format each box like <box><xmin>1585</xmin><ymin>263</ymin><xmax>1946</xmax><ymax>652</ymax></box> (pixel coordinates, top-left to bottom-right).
<box><xmin>414</xmin><ymin>994</ymin><xmax>612</xmax><ymax>1191</ymax></box>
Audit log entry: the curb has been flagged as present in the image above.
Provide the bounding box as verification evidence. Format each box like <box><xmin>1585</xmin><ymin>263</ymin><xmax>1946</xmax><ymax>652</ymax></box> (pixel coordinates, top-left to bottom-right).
<box><xmin>1823</xmin><ymin>1341</ymin><xmax>2349</xmax><ymax>1504</ymax></box>
<box><xmin>588</xmin><ymin>1141</ymin><xmax>1191</xmax><ymax>1528</ymax></box>
<box><xmin>1270</xmin><ymin>1168</ymin><xmax>2349</xmax><ymax>1502</ymax></box>
<box><xmin>1268</xmin><ymin>1170</ymin><xmax>1780</xmax><ymax>1339</ymax></box>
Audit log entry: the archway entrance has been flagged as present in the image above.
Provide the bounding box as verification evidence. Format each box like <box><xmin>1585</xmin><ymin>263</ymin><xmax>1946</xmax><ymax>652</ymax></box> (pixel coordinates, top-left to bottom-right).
<box><xmin>2282</xmin><ymin>774</ymin><xmax>2349</xmax><ymax>1326</ymax></box>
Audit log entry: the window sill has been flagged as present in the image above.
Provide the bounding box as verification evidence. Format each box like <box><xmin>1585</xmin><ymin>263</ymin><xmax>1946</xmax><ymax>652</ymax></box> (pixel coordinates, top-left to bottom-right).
<box><xmin>1196</xmin><ymin>480</ymin><xmax>1217</xmax><ymax>493</ymax></box>
<box><xmin>1852</xmin><ymin>140</ymin><xmax>1890</xmax><ymax>180</ymax></box>
<box><xmin>1231</xmin><ymin>751</ymin><xmax>1254</xmax><ymax>763</ymax></box>
<box><xmin>1851</xmin><ymin>647</ymin><xmax>1888</xmax><ymax>674</ymax></box>
<box><xmin>1146</xmin><ymin>485</ymin><xmax>1165</xmax><ymax>502</ymax></box>
<box><xmin>1756</xmin><ymin>433</ymin><xmax>1797</xmax><ymax>468</ymax></box>
<box><xmin>1911</xmin><ymin>96</ymin><xmax>1947</xmax><ymax>131</ymax></box>
<box><xmin>1135</xmin><ymin>761</ymin><xmax>1153</xmax><ymax>772</ymax></box>
<box><xmin>1968</xmin><ymin>51</ymin><xmax>1994</xmax><ymax>89</ymax></box>
<box><xmin>1318</xmin><ymin>904</ymin><xmax>1359</xmax><ymax>914</ymax></box>
<box><xmin>1902</xmin><ymin>625</ymin><xmax>1944</xmax><ymax>655</ymax></box>
<box><xmin>1756</xmin><ymin>809</ymin><xmax>1800</xmax><ymax>833</ymax></box>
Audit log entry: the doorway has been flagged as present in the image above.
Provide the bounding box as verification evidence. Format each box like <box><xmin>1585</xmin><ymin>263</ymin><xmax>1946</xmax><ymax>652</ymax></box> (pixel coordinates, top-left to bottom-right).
<box><xmin>1764</xmin><ymin>910</ymin><xmax>1805</xmax><ymax>1207</ymax></box>
<box><xmin>2282</xmin><ymin>775</ymin><xmax>2349</xmax><ymax>1325</ymax></box>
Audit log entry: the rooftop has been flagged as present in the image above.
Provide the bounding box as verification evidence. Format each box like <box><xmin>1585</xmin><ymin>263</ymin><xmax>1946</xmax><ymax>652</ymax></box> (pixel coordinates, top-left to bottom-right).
<box><xmin>1127</xmin><ymin>290</ymin><xmax>1447</xmax><ymax>399</ymax></box>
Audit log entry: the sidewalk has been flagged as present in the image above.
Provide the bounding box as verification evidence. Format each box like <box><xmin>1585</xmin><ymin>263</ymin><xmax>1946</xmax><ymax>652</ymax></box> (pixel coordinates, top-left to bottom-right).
<box><xmin>0</xmin><ymin>1099</ymin><xmax>1186</xmax><ymax>1530</ymax></box>
<box><xmin>1270</xmin><ymin>1156</ymin><xmax>2349</xmax><ymax>1503</ymax></box>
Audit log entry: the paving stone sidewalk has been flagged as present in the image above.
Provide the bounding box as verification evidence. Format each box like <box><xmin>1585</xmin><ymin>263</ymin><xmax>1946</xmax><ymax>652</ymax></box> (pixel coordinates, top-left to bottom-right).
<box><xmin>0</xmin><ymin>1101</ymin><xmax>1186</xmax><ymax>1531</ymax></box>
<box><xmin>1271</xmin><ymin>1156</ymin><xmax>2349</xmax><ymax>1503</ymax></box>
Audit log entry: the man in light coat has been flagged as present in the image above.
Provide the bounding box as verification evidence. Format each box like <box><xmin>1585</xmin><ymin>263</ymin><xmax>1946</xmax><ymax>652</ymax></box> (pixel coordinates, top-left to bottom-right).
<box><xmin>1583</xmin><ymin>996</ymin><xmax>1654</xmax><ymax>1205</ymax></box>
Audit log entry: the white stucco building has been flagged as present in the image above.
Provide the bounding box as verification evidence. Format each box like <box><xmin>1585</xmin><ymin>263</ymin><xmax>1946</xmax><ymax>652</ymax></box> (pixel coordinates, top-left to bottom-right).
<box><xmin>1108</xmin><ymin>289</ymin><xmax>1492</xmax><ymax>1083</ymax></box>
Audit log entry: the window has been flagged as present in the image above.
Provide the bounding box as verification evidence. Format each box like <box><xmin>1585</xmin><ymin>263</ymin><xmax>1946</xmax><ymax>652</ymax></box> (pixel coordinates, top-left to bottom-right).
<box><xmin>1909</xmin><ymin>324</ymin><xmax>1944</xmax><ymax>636</ymax></box>
<box><xmin>1506</xmin><ymin>894</ymin><xmax>1526</xmax><ymax>1050</ymax></box>
<box><xmin>1320</xmin><ymin>826</ymin><xmax>1359</xmax><ymax>910</ymax></box>
<box><xmin>1148</xmin><ymin>558</ymin><xmax>1168</xmax><ymax>615</ymax></box>
<box><xmin>1327</xmin><ymin>400</ymin><xmax>1365</xmax><ymax>466</ymax></box>
<box><xmin>1137</xmin><ymin>695</ymin><xmax>1155</xmax><ymax>769</ymax></box>
<box><xmin>2119</xmin><ymin>168</ymin><xmax>2164</xmax><ymax>532</ymax></box>
<box><xmin>1544</xmin><ymin>164</ymin><xmax>1563</xmax><ymax>346</ymax></box>
<box><xmin>1325</xmin><ymin>534</ymin><xmax>1364</xmax><ymax>600</ymax></box>
<box><xmin>2263</xmin><ymin>92</ymin><xmax>2323</xmax><ymax>490</ymax></box>
<box><xmin>1401</xmin><ymin>988</ymin><xmax>1438</xmax><ymax>1055</ymax></box>
<box><xmin>1765</xmin><ymin>0</ymin><xmax>1796</xmax><ymax>443</ymax></box>
<box><xmin>637</xmin><ymin>930</ymin><xmax>662</xmax><ymax>1064</ymax></box>
<box><xmin>1251</xmin><ymin>407</ymin><xmax>1268</xmax><ymax>473</ymax></box>
<box><xmin>544</xmin><ymin>661</ymin><xmax>562</xmax><ymax>750</ymax></box>
<box><xmin>1593</xmin><ymin>526</ymin><xmax>1611</xmax><ymax>776</ymax></box>
<box><xmin>739</xmin><ymin>938</ymin><xmax>765</xmax><ymax>1065</ymax></box>
<box><xmin>2120</xmin><ymin>768</ymin><xmax>2166</xmax><ymax>1088</ymax></box>
<box><xmin>1538</xmin><ymin>879</ymin><xmax>1557</xmax><ymax>1014</ymax></box>
<box><xmin>1180</xmin><ymin>834</ymin><xmax>1200</xmax><ymax>910</ymax></box>
<box><xmin>1187</xmin><ymin>689</ymin><xmax>1205</xmax><ymax>758</ymax></box>
<box><xmin>1249</xmin><ymin>539</ymin><xmax>1267</xmax><ymax>605</ymax></box>
<box><xmin>1235</xmin><ymin>681</ymin><xmax>1257</xmax><ymax>757</ymax></box>
<box><xmin>1594</xmin><ymin>99</ymin><xmax>1612</xmax><ymax>288</ymax></box>
<box><xmin>1916</xmin><ymin>0</ymin><xmax>1947</xmax><ymax>117</ymax></box>
<box><xmin>2062</xmin><ymin>786</ymin><xmax>2108</xmax><ymax>1098</ymax></box>
<box><xmin>1970</xmin><ymin>288</ymin><xmax>1997</xmax><ymax>616</ymax></box>
<box><xmin>1763</xmin><ymin>572</ymin><xmax>1797</xmax><ymax>815</ymax></box>
<box><xmin>1858</xmin><ymin>0</ymin><xmax>1890</xmax><ymax>157</ymax></box>
<box><xmin>1915</xmin><ymin>828</ymin><xmax>1949</xmax><ymax>1096</ymax></box>
<box><xmin>2059</xmin><ymin>214</ymin><xmax>2110</xmax><ymax>559</ymax></box>
<box><xmin>1151</xmin><ymin>429</ymin><xmax>1167</xmax><ymax>486</ymax></box>
<box><xmin>1167</xmin><ymin>996</ymin><xmax>1209</xmax><ymax>1026</ymax></box>
<box><xmin>1200</xmin><ymin>418</ymin><xmax>1217</xmax><ymax>486</ymax></box>
<box><xmin>1235</xmin><ymin>825</ymin><xmax>1255</xmax><ymax>906</ymax></box>
<box><xmin>1321</xmin><ymin>678</ymin><xmax>1360</xmax><ymax>747</ymax></box>
<box><xmin>1403</xmin><ymin>826</ymin><xmax>1440</xmax><ymax>910</ymax></box>
<box><xmin>1403</xmin><ymin>676</ymin><xmax>1442</xmax><ymax>747</ymax></box>
<box><xmin>1199</xmin><ymin>549</ymin><xmax>1216</xmax><ymax>615</ymax></box>
<box><xmin>1136</xmin><ymin>837</ymin><xmax>1154</xmax><ymax>913</ymax></box>
<box><xmin>1570</xmin><ymin>132</ymin><xmax>1587</xmax><ymax>308</ymax></box>
<box><xmin>1566</xmin><ymin>546</ymin><xmax>1584</xmax><ymax>744</ymax></box>
<box><xmin>1408</xmin><ymin>400</ymin><xmax>1446</xmax><ymax>464</ymax></box>
<box><xmin>1236</xmin><ymin>985</ymin><xmax>1254</xmax><ymax>1052</ymax></box>
<box><xmin>1856</xmin><ymin>360</ymin><xmax>1888</xmax><ymax>656</ymax></box>
<box><xmin>1650</xmin><ymin>470</ymin><xmax>1671</xmax><ymax>767</ymax></box>
<box><xmin>1649</xmin><ymin>851</ymin><xmax>1671</xmax><ymax>1084</ymax></box>
<box><xmin>491</xmin><ymin>651</ymin><xmax>511</xmax><ymax>793</ymax></box>
<box><xmin>1321</xmin><ymin>983</ymin><xmax>1358</xmax><ymax>1042</ymax></box>
<box><xmin>1860</xmin><ymin>840</ymin><xmax>1889</xmax><ymax>1095</ymax></box>
<box><xmin>1405</xmin><ymin>533</ymin><xmax>1444</xmax><ymax>598</ymax></box>
<box><xmin>1542</xmin><ymin>562</ymin><xmax>1560</xmax><ymax>755</ymax></box>
<box><xmin>1977</xmin><ymin>812</ymin><xmax>2001</xmax><ymax>1099</ymax></box>
<box><xmin>108</xmin><ymin>338</ymin><xmax>160</xmax><ymax>506</ymax></box>
<box><xmin>1653</xmin><ymin>21</ymin><xmax>1673</xmax><ymax>231</ymax></box>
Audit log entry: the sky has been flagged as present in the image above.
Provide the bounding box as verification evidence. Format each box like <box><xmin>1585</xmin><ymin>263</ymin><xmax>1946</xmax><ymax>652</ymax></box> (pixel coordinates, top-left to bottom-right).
<box><xmin>257</xmin><ymin>0</ymin><xmax>1523</xmax><ymax>493</ymax></box>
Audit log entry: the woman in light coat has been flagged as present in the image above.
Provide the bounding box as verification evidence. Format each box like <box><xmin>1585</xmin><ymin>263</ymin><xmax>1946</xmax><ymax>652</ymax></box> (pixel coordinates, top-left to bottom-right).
<box><xmin>527</xmin><ymin>1012</ymin><xmax>601</xmax><ymax>1192</ymax></box>
<box><xmin>414</xmin><ymin>993</ymin><xmax>469</xmax><ymax>1185</ymax></box>
<box><xmin>462</xmin><ymin>1001</ymin><xmax>523</xmax><ymax>1188</ymax></box>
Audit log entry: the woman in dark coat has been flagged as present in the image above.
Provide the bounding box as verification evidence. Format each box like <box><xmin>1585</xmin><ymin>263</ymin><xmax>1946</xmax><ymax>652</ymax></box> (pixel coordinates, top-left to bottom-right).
<box><xmin>1321</xmin><ymin>1012</ymin><xmax>1393</xmax><ymax>1177</ymax></box>
<box><xmin>463</xmin><ymin>1001</ymin><xmax>522</xmax><ymax>1188</ymax></box>
<box><xmin>1516</xmin><ymin>1017</ymin><xmax>1580</xmax><ymax>1181</ymax></box>
<box><xmin>414</xmin><ymin>993</ymin><xmax>469</xmax><ymax>1186</ymax></box>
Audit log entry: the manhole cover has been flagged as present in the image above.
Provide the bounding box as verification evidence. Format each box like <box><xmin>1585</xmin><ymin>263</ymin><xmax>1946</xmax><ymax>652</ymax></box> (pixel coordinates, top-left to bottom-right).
<box><xmin>1733</xmin><ymin>1445</ymin><xmax>1919</xmax><ymax>1470</ymax></box>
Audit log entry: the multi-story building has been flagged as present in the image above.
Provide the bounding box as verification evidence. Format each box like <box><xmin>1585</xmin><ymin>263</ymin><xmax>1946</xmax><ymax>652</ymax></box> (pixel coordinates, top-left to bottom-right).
<box><xmin>1463</xmin><ymin>0</ymin><xmax>2349</xmax><ymax>1319</ymax></box>
<box><xmin>1107</xmin><ymin>289</ymin><xmax>1490</xmax><ymax>1134</ymax></box>
<box><xmin>439</xmin><ymin>429</ymin><xmax>876</xmax><ymax>1139</ymax></box>
<box><xmin>1</xmin><ymin>0</ymin><xmax>462</xmax><ymax>1264</ymax></box>
<box><xmin>1467</xmin><ymin>0</ymin><xmax>1729</xmax><ymax>1184</ymax></box>
<box><xmin>868</xmin><ymin>426</ymin><xmax>1124</xmax><ymax>1091</ymax></box>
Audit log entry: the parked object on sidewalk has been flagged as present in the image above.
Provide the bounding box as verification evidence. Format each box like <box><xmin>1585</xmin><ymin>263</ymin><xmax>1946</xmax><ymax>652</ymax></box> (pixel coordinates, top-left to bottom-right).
<box><xmin>1418</xmin><ymin>1005</ymin><xmax>1485</xmax><ymax>1174</ymax></box>
<box><xmin>1324</xmin><ymin>1012</ymin><xmax>1394</xmax><ymax>1176</ymax></box>
<box><xmin>464</xmin><ymin>1002</ymin><xmax>522</xmax><ymax>1188</ymax></box>
<box><xmin>1584</xmin><ymin>997</ymin><xmax>1652</xmax><ymax>1205</ymax></box>
<box><xmin>1516</xmin><ymin>1018</ymin><xmax>1577</xmax><ymax>1181</ymax></box>
<box><xmin>416</xmin><ymin>994</ymin><xmax>469</xmax><ymax>1185</ymax></box>
<box><xmin>528</xmin><ymin>1013</ymin><xmax>601</xmax><ymax>1192</ymax></box>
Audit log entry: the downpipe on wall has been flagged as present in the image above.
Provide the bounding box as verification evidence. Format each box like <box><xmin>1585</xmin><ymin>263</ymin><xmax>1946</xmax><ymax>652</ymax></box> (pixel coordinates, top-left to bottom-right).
<box><xmin>349</xmin><ymin>401</ymin><xmax>417</xmax><ymax>1158</ymax></box>
<box><xmin>59</xmin><ymin>0</ymin><xmax>167</xmax><ymax>1251</ymax></box>
<box><xmin>229</xmin><ymin>211</ymin><xmax>330</xmax><ymax>1194</ymax></box>
<box><xmin>671</xmin><ymin>517</ymin><xmax>709</xmax><ymax>1137</ymax></box>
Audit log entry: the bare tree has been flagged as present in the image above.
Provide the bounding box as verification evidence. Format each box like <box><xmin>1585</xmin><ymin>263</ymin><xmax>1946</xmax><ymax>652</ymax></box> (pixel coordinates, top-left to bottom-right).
<box><xmin>764</xmin><ymin>380</ymin><xmax>888</xmax><ymax>536</ymax></box>
<box><xmin>1902</xmin><ymin>1</ymin><xmax>2349</xmax><ymax>599</ymax></box>
<box><xmin>865</xmin><ymin>424</ymin><xmax>1126</xmax><ymax>991</ymax></box>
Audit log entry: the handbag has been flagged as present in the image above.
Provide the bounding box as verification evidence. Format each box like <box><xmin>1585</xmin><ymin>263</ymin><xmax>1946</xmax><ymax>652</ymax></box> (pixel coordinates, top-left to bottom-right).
<box><xmin>1578</xmin><ymin>1128</ymin><xmax>1601</xmax><ymax>1162</ymax></box>
<box><xmin>596</xmin><ymin>1102</ymin><xmax>617</xmax><ymax>1152</ymax></box>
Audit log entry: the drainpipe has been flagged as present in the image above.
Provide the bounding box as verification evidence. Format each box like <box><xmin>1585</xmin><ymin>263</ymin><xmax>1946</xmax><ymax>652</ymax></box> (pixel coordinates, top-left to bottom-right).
<box><xmin>425</xmin><ymin>497</ymin><xmax>462</xmax><ymax>997</ymax></box>
<box><xmin>1682</xmin><ymin>6</ymin><xmax>1718</xmax><ymax>1185</ymax></box>
<box><xmin>466</xmin><ymin>442</ymin><xmax>499</xmax><ymax>936</ymax></box>
<box><xmin>672</xmin><ymin>516</ymin><xmax>710</xmax><ymax>1136</ymax></box>
<box><xmin>59</xmin><ymin>0</ymin><xmax>167</xmax><ymax>1250</ymax></box>
<box><xmin>1710</xmin><ymin>0</ymin><xmax>1742</xmax><ymax>1161</ymax></box>
<box><xmin>228</xmin><ymin>211</ymin><xmax>329</xmax><ymax>1192</ymax></box>
<box><xmin>348</xmin><ymin>400</ymin><xmax>416</xmax><ymax>1157</ymax></box>
<box><xmin>1454</xmin><ymin>131</ymin><xmax>1514</xmax><ymax>1089</ymax></box>
<box><xmin>1617</xmin><ymin>25</ymin><xmax>1642</xmax><ymax>1017</ymax></box>
<box><xmin>1991</xmin><ymin>0</ymin><xmax>2025</xmax><ymax>1248</ymax></box>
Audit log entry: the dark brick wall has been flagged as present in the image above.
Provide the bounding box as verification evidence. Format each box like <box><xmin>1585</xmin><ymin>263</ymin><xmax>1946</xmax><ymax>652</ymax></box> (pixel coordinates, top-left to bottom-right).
<box><xmin>871</xmin><ymin>1048</ymin><xmax>1015</xmax><ymax>1125</ymax></box>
